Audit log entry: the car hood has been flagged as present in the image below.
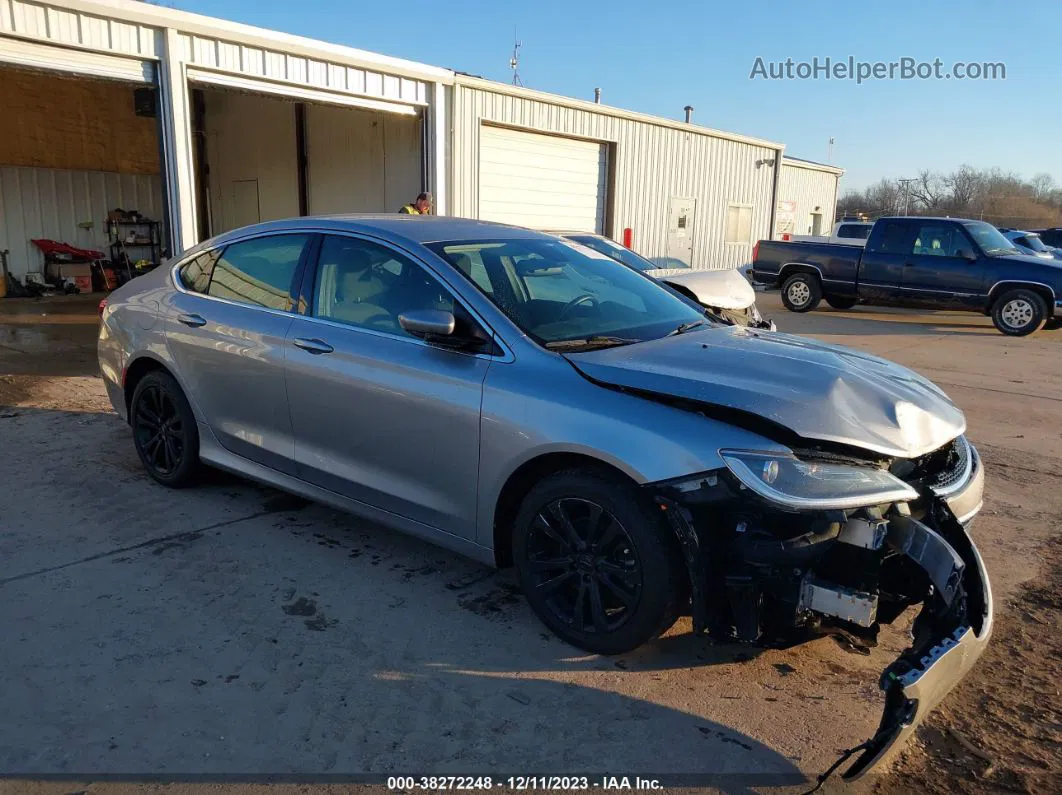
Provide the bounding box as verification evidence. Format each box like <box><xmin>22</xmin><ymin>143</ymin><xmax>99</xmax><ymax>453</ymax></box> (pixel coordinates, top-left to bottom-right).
<box><xmin>566</xmin><ymin>326</ymin><xmax>965</xmax><ymax>459</ymax></box>
<box><xmin>656</xmin><ymin>268</ymin><xmax>756</xmax><ymax>310</ymax></box>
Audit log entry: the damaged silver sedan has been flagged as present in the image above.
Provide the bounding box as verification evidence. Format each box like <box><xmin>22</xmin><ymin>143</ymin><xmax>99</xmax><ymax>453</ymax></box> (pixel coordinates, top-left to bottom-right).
<box><xmin>100</xmin><ymin>217</ymin><xmax>991</xmax><ymax>779</ymax></box>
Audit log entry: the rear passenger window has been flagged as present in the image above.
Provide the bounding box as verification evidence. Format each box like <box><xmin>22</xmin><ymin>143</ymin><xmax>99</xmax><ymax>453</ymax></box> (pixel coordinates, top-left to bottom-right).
<box><xmin>207</xmin><ymin>235</ymin><xmax>309</xmax><ymax>311</ymax></box>
<box><xmin>837</xmin><ymin>225</ymin><xmax>871</xmax><ymax>240</ymax></box>
<box><xmin>876</xmin><ymin>222</ymin><xmax>917</xmax><ymax>253</ymax></box>
<box><xmin>178</xmin><ymin>250</ymin><xmax>220</xmax><ymax>293</ymax></box>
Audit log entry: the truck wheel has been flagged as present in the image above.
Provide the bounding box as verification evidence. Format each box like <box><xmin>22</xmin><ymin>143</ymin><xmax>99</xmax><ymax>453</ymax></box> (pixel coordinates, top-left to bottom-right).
<box><xmin>781</xmin><ymin>273</ymin><xmax>822</xmax><ymax>312</ymax></box>
<box><xmin>825</xmin><ymin>296</ymin><xmax>858</xmax><ymax>310</ymax></box>
<box><xmin>512</xmin><ymin>468</ymin><xmax>684</xmax><ymax>655</ymax></box>
<box><xmin>991</xmin><ymin>289</ymin><xmax>1047</xmax><ymax>337</ymax></box>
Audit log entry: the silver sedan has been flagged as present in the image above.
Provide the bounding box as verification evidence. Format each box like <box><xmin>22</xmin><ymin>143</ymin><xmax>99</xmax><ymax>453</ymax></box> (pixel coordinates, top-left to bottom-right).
<box><xmin>99</xmin><ymin>216</ymin><xmax>990</xmax><ymax>779</ymax></box>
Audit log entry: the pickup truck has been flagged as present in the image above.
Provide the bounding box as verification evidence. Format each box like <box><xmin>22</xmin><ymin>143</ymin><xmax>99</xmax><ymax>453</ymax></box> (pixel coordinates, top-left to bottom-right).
<box><xmin>753</xmin><ymin>215</ymin><xmax>1062</xmax><ymax>336</ymax></box>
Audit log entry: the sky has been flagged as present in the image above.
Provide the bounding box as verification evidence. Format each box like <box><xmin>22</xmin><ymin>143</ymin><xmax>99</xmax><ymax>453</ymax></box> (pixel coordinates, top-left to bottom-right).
<box><xmin>169</xmin><ymin>0</ymin><xmax>1062</xmax><ymax>192</ymax></box>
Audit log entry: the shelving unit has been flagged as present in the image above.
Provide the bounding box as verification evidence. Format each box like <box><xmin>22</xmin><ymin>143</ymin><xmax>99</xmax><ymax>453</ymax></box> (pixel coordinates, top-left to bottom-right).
<box><xmin>108</xmin><ymin>218</ymin><xmax>162</xmax><ymax>282</ymax></box>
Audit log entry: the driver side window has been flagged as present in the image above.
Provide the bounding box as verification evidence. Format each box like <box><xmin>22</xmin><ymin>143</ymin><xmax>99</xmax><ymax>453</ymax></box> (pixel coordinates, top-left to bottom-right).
<box><xmin>313</xmin><ymin>235</ymin><xmax>454</xmax><ymax>337</ymax></box>
<box><xmin>911</xmin><ymin>224</ymin><xmax>968</xmax><ymax>258</ymax></box>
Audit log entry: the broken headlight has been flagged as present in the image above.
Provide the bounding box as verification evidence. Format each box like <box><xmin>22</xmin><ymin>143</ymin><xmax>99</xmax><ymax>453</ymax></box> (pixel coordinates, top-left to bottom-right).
<box><xmin>720</xmin><ymin>450</ymin><xmax>918</xmax><ymax>511</ymax></box>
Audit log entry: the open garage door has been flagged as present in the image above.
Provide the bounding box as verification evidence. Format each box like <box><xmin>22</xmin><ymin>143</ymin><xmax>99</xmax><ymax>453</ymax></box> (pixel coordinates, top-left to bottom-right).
<box><xmin>188</xmin><ymin>72</ymin><xmax>424</xmax><ymax>240</ymax></box>
<box><xmin>0</xmin><ymin>56</ymin><xmax>165</xmax><ymax>291</ymax></box>
<box><xmin>478</xmin><ymin>125</ymin><xmax>607</xmax><ymax>232</ymax></box>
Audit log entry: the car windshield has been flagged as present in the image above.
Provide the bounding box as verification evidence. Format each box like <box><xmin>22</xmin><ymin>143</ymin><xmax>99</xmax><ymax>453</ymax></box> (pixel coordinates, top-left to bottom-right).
<box><xmin>427</xmin><ymin>238</ymin><xmax>707</xmax><ymax>349</ymax></box>
<box><xmin>964</xmin><ymin>221</ymin><xmax>1021</xmax><ymax>256</ymax></box>
<box><xmin>564</xmin><ymin>234</ymin><xmax>655</xmax><ymax>272</ymax></box>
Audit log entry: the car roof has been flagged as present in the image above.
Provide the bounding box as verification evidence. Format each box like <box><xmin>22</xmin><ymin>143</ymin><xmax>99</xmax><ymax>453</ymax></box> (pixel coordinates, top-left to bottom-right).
<box><xmin>204</xmin><ymin>215</ymin><xmax>556</xmax><ymax>249</ymax></box>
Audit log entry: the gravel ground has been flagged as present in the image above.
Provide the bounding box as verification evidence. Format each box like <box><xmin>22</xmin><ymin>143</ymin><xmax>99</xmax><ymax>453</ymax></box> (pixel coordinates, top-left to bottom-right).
<box><xmin>0</xmin><ymin>292</ymin><xmax>1059</xmax><ymax>794</ymax></box>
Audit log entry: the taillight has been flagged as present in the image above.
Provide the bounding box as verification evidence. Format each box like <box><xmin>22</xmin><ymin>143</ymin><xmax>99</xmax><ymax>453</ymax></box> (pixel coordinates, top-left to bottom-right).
<box><xmin>753</xmin><ymin>241</ymin><xmax>760</xmax><ymax>262</ymax></box>
<box><xmin>623</xmin><ymin>227</ymin><xmax>633</xmax><ymax>248</ymax></box>
<box><xmin>98</xmin><ymin>298</ymin><xmax>108</xmax><ymax>318</ymax></box>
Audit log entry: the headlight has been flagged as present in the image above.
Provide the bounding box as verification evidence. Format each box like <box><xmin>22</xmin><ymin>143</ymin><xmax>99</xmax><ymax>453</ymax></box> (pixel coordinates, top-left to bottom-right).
<box><xmin>720</xmin><ymin>450</ymin><xmax>918</xmax><ymax>511</ymax></box>
<box><xmin>747</xmin><ymin>302</ymin><xmax>763</xmax><ymax>322</ymax></box>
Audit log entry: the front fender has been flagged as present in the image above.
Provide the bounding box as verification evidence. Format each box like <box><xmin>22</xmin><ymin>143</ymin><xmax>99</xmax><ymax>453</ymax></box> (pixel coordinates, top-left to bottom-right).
<box><xmin>475</xmin><ymin>357</ymin><xmax>787</xmax><ymax>549</ymax></box>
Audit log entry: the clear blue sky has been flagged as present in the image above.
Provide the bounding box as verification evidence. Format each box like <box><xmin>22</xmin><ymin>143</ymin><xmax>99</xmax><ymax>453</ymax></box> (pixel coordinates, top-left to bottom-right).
<box><xmin>172</xmin><ymin>0</ymin><xmax>1061</xmax><ymax>192</ymax></box>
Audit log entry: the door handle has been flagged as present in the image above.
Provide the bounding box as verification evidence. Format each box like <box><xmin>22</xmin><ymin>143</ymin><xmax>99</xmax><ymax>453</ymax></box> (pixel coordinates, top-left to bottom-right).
<box><xmin>177</xmin><ymin>313</ymin><xmax>207</xmax><ymax>328</ymax></box>
<box><xmin>293</xmin><ymin>337</ymin><xmax>334</xmax><ymax>355</ymax></box>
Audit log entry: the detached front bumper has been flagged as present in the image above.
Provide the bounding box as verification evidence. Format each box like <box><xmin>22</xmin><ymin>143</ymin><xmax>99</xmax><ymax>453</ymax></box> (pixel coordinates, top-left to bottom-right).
<box><xmin>842</xmin><ymin>509</ymin><xmax>993</xmax><ymax>778</ymax></box>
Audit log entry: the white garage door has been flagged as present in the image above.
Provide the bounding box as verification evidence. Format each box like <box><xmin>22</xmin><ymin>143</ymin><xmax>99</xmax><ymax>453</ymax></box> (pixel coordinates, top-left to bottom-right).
<box><xmin>478</xmin><ymin>126</ymin><xmax>607</xmax><ymax>232</ymax></box>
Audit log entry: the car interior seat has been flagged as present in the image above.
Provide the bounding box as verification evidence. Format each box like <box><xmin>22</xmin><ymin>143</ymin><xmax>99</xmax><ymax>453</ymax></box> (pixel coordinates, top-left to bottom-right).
<box><xmin>326</xmin><ymin>246</ymin><xmax>390</xmax><ymax>328</ymax></box>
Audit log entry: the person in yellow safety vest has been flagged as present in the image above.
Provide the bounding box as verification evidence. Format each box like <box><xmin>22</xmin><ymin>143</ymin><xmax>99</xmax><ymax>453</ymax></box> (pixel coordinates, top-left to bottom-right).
<box><xmin>399</xmin><ymin>192</ymin><xmax>433</xmax><ymax>215</ymax></box>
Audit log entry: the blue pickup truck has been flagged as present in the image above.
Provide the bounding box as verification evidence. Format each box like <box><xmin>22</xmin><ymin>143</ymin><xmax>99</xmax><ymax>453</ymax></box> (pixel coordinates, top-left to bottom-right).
<box><xmin>752</xmin><ymin>216</ymin><xmax>1062</xmax><ymax>336</ymax></box>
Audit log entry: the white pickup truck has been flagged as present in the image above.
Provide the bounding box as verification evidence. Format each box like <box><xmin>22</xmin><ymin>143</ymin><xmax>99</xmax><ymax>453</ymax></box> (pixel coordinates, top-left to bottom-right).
<box><xmin>783</xmin><ymin>221</ymin><xmax>874</xmax><ymax>247</ymax></box>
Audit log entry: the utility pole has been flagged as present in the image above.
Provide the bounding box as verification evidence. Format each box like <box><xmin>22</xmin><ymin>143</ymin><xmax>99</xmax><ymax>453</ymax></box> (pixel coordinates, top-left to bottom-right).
<box><xmin>896</xmin><ymin>178</ymin><xmax>916</xmax><ymax>216</ymax></box>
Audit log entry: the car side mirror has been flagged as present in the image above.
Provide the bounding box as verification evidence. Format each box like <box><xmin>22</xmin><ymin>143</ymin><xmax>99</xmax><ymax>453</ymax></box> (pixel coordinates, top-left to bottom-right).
<box><xmin>399</xmin><ymin>309</ymin><xmax>455</xmax><ymax>338</ymax></box>
<box><xmin>399</xmin><ymin>309</ymin><xmax>491</xmax><ymax>351</ymax></box>
<box><xmin>956</xmin><ymin>249</ymin><xmax>977</xmax><ymax>262</ymax></box>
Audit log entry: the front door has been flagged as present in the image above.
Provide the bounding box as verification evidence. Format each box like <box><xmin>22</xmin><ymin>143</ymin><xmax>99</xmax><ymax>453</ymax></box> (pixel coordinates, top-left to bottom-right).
<box><xmin>901</xmin><ymin>221</ymin><xmax>986</xmax><ymax>308</ymax></box>
<box><xmin>165</xmin><ymin>233</ymin><xmax>311</xmax><ymax>474</ymax></box>
<box><xmin>667</xmin><ymin>197</ymin><xmax>696</xmax><ymax>267</ymax></box>
<box><xmin>284</xmin><ymin>233</ymin><xmax>491</xmax><ymax>539</ymax></box>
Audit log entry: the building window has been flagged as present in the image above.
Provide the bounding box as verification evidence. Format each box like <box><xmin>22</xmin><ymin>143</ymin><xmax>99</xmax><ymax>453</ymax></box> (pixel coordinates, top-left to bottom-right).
<box><xmin>725</xmin><ymin>204</ymin><xmax>754</xmax><ymax>244</ymax></box>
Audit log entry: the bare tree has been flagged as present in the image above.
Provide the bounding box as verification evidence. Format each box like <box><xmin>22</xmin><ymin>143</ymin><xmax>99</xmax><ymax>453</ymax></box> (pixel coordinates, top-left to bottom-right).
<box><xmin>910</xmin><ymin>170</ymin><xmax>945</xmax><ymax>212</ymax></box>
<box><xmin>1031</xmin><ymin>173</ymin><xmax>1057</xmax><ymax>201</ymax></box>
<box><xmin>944</xmin><ymin>164</ymin><xmax>980</xmax><ymax>209</ymax></box>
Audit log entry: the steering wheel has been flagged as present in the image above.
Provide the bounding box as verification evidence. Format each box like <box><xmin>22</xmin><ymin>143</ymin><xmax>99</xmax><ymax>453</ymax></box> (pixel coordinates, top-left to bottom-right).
<box><xmin>558</xmin><ymin>293</ymin><xmax>598</xmax><ymax>321</ymax></box>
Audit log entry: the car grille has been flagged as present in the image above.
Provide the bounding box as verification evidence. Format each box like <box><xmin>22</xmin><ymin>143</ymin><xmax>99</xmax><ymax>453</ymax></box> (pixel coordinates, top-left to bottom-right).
<box><xmin>891</xmin><ymin>436</ymin><xmax>973</xmax><ymax>496</ymax></box>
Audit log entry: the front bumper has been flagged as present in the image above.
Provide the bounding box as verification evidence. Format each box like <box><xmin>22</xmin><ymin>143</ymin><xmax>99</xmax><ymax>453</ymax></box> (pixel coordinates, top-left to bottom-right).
<box><xmin>842</xmin><ymin>509</ymin><xmax>993</xmax><ymax>778</ymax></box>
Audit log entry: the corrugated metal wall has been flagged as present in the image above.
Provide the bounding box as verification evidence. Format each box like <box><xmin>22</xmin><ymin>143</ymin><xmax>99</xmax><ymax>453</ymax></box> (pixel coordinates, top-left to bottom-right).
<box><xmin>777</xmin><ymin>163</ymin><xmax>840</xmax><ymax>237</ymax></box>
<box><xmin>306</xmin><ymin>103</ymin><xmax>421</xmax><ymax>215</ymax></box>
<box><xmin>0</xmin><ymin>0</ymin><xmax>160</xmax><ymax>58</ymax></box>
<box><xmin>451</xmin><ymin>83</ymin><xmax>780</xmax><ymax>270</ymax></box>
<box><xmin>176</xmin><ymin>33</ymin><xmax>427</xmax><ymax>107</ymax></box>
<box><xmin>0</xmin><ymin>166</ymin><xmax>162</xmax><ymax>278</ymax></box>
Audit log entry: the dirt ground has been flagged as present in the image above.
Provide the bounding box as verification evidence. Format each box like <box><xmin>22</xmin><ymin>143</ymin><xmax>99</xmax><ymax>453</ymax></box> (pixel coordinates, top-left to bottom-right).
<box><xmin>0</xmin><ymin>291</ymin><xmax>1059</xmax><ymax>794</ymax></box>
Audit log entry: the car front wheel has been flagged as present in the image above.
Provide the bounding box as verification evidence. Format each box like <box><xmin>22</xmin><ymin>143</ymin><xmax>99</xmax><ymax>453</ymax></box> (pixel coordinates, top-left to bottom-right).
<box><xmin>131</xmin><ymin>370</ymin><xmax>201</xmax><ymax>487</ymax></box>
<box><xmin>780</xmin><ymin>273</ymin><xmax>822</xmax><ymax>312</ymax></box>
<box><xmin>991</xmin><ymin>289</ymin><xmax>1047</xmax><ymax>337</ymax></box>
<box><xmin>513</xmin><ymin>469</ymin><xmax>684</xmax><ymax>655</ymax></box>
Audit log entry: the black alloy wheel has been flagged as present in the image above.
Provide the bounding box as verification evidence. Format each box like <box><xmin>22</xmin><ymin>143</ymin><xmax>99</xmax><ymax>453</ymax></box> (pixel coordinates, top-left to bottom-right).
<box><xmin>131</xmin><ymin>371</ymin><xmax>200</xmax><ymax>487</ymax></box>
<box><xmin>513</xmin><ymin>469</ymin><xmax>684</xmax><ymax>655</ymax></box>
<box><xmin>525</xmin><ymin>497</ymin><xmax>643</xmax><ymax>635</ymax></box>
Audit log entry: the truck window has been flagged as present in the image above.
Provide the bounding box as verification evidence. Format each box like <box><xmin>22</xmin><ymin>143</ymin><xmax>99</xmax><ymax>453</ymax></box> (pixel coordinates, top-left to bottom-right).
<box><xmin>911</xmin><ymin>223</ymin><xmax>968</xmax><ymax>257</ymax></box>
<box><xmin>874</xmin><ymin>221</ymin><xmax>917</xmax><ymax>253</ymax></box>
<box><xmin>837</xmin><ymin>224</ymin><xmax>872</xmax><ymax>240</ymax></box>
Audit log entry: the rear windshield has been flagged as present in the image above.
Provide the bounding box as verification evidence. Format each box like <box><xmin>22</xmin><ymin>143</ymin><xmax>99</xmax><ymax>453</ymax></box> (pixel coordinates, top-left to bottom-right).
<box><xmin>836</xmin><ymin>224</ymin><xmax>872</xmax><ymax>240</ymax></box>
<box><xmin>564</xmin><ymin>234</ymin><xmax>656</xmax><ymax>272</ymax></box>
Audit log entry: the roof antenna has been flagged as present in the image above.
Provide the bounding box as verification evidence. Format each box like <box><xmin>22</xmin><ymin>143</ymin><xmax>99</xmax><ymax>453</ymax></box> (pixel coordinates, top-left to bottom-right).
<box><xmin>509</xmin><ymin>28</ymin><xmax>523</xmax><ymax>86</ymax></box>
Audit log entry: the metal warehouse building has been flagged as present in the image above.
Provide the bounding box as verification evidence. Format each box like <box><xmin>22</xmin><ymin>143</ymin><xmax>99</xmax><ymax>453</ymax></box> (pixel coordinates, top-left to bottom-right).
<box><xmin>0</xmin><ymin>0</ymin><xmax>841</xmax><ymax>285</ymax></box>
<box><xmin>775</xmin><ymin>156</ymin><xmax>845</xmax><ymax>238</ymax></box>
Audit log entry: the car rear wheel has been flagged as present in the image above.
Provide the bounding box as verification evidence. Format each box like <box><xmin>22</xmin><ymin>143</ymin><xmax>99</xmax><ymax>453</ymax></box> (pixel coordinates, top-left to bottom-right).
<box><xmin>825</xmin><ymin>296</ymin><xmax>858</xmax><ymax>310</ymax></box>
<box><xmin>780</xmin><ymin>273</ymin><xmax>822</xmax><ymax>312</ymax></box>
<box><xmin>991</xmin><ymin>289</ymin><xmax>1047</xmax><ymax>337</ymax></box>
<box><xmin>131</xmin><ymin>370</ymin><xmax>200</xmax><ymax>487</ymax></box>
<box><xmin>512</xmin><ymin>469</ymin><xmax>684</xmax><ymax>655</ymax></box>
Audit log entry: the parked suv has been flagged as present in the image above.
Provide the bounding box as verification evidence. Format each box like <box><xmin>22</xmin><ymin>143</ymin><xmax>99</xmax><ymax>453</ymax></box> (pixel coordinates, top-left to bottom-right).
<box><xmin>100</xmin><ymin>216</ymin><xmax>990</xmax><ymax>780</ymax></box>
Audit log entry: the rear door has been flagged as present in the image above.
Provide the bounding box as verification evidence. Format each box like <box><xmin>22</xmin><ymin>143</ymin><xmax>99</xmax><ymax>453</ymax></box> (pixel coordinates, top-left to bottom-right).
<box><xmin>900</xmin><ymin>221</ymin><xmax>986</xmax><ymax>308</ymax></box>
<box><xmin>284</xmin><ymin>233</ymin><xmax>493</xmax><ymax>539</ymax></box>
<box><xmin>165</xmin><ymin>233</ymin><xmax>311</xmax><ymax>474</ymax></box>
<box><xmin>857</xmin><ymin>220</ymin><xmax>916</xmax><ymax>303</ymax></box>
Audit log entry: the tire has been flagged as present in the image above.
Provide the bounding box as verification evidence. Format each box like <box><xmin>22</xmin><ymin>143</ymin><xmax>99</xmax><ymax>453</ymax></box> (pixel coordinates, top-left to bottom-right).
<box><xmin>825</xmin><ymin>296</ymin><xmax>858</xmax><ymax>310</ymax></box>
<box><xmin>991</xmin><ymin>289</ymin><xmax>1047</xmax><ymax>337</ymax></box>
<box><xmin>780</xmin><ymin>273</ymin><xmax>822</xmax><ymax>312</ymax></box>
<box><xmin>130</xmin><ymin>370</ymin><xmax>201</xmax><ymax>487</ymax></box>
<box><xmin>512</xmin><ymin>469</ymin><xmax>684</xmax><ymax>655</ymax></box>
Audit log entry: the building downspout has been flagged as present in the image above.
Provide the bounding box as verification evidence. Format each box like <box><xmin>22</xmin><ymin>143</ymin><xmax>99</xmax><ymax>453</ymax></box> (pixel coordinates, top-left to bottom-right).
<box><xmin>768</xmin><ymin>146</ymin><xmax>785</xmax><ymax>241</ymax></box>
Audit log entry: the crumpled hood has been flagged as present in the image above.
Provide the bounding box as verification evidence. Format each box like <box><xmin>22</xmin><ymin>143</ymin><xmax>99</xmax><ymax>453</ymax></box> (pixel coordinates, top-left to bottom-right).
<box><xmin>656</xmin><ymin>268</ymin><xmax>756</xmax><ymax>310</ymax></box>
<box><xmin>567</xmin><ymin>326</ymin><xmax>965</xmax><ymax>458</ymax></box>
